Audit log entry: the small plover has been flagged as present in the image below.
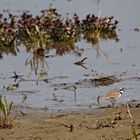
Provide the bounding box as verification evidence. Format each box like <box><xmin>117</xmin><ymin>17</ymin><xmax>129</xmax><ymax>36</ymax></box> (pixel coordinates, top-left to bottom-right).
<box><xmin>97</xmin><ymin>88</ymin><xmax>125</xmax><ymax>105</ymax></box>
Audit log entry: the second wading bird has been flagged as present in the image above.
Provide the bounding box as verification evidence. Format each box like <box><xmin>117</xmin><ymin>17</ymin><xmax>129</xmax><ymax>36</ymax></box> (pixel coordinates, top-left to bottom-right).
<box><xmin>97</xmin><ymin>88</ymin><xmax>125</xmax><ymax>106</ymax></box>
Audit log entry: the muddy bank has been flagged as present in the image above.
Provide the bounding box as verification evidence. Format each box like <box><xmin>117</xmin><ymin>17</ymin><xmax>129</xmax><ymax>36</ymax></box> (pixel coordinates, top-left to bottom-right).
<box><xmin>0</xmin><ymin>104</ymin><xmax>140</xmax><ymax>140</ymax></box>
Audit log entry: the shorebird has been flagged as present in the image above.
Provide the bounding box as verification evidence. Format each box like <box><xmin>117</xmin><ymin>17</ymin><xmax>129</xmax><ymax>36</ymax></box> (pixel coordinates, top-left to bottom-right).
<box><xmin>97</xmin><ymin>88</ymin><xmax>125</xmax><ymax>106</ymax></box>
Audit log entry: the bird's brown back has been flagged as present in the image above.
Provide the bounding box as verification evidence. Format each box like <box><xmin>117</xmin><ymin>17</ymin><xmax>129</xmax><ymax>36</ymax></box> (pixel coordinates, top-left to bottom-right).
<box><xmin>102</xmin><ymin>89</ymin><xmax>120</xmax><ymax>99</ymax></box>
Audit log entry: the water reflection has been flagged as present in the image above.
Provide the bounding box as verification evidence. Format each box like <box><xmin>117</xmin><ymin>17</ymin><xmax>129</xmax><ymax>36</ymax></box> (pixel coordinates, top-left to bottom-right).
<box><xmin>50</xmin><ymin>43</ymin><xmax>82</xmax><ymax>56</ymax></box>
<box><xmin>85</xmin><ymin>37</ymin><xmax>111</xmax><ymax>59</ymax></box>
<box><xmin>54</xmin><ymin>84</ymin><xmax>77</xmax><ymax>102</ymax></box>
<box><xmin>25</xmin><ymin>52</ymin><xmax>48</xmax><ymax>79</ymax></box>
<box><xmin>83</xmin><ymin>25</ymin><xmax>119</xmax><ymax>59</ymax></box>
<box><xmin>94</xmin><ymin>42</ymin><xmax>109</xmax><ymax>59</ymax></box>
<box><xmin>92</xmin><ymin>0</ymin><xmax>100</xmax><ymax>4</ymax></box>
<box><xmin>66</xmin><ymin>0</ymin><xmax>101</xmax><ymax>4</ymax></box>
<box><xmin>0</xmin><ymin>7</ymin><xmax>119</xmax><ymax>81</ymax></box>
<box><xmin>0</xmin><ymin>46</ymin><xmax>17</xmax><ymax>59</ymax></box>
<box><xmin>0</xmin><ymin>8</ymin><xmax>118</xmax><ymax>58</ymax></box>
<box><xmin>24</xmin><ymin>43</ymin><xmax>83</xmax><ymax>79</ymax></box>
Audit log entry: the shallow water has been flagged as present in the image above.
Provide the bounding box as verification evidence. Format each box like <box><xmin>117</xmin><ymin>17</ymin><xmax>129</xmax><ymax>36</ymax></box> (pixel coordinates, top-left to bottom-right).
<box><xmin>0</xmin><ymin>0</ymin><xmax>140</xmax><ymax>112</ymax></box>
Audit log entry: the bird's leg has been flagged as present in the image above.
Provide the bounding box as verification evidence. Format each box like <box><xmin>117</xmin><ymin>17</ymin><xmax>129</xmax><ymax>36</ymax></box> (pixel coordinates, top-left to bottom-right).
<box><xmin>111</xmin><ymin>99</ymin><xmax>116</xmax><ymax>106</ymax></box>
<box><xmin>97</xmin><ymin>95</ymin><xmax>101</xmax><ymax>104</ymax></box>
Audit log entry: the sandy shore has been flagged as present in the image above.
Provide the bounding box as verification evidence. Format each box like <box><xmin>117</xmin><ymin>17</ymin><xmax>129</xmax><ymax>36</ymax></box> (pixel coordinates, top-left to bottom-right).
<box><xmin>0</xmin><ymin>104</ymin><xmax>140</xmax><ymax>140</ymax></box>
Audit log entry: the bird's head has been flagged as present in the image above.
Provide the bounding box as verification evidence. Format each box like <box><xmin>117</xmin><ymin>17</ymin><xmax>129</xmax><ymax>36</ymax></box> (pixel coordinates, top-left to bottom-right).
<box><xmin>119</xmin><ymin>88</ymin><xmax>125</xmax><ymax>94</ymax></box>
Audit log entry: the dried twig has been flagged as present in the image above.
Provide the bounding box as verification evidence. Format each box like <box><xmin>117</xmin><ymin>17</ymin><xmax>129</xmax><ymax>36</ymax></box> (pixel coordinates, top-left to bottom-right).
<box><xmin>8</xmin><ymin>115</ymin><xmax>17</xmax><ymax>128</ymax></box>
<box><xmin>126</xmin><ymin>103</ymin><xmax>135</xmax><ymax>123</ymax></box>
<box><xmin>74</xmin><ymin>57</ymin><xmax>87</xmax><ymax>65</ymax></box>
<box><xmin>74</xmin><ymin>57</ymin><xmax>88</xmax><ymax>69</ymax></box>
<box><xmin>20</xmin><ymin>110</ymin><xmax>27</xmax><ymax>116</ymax></box>
<box><xmin>59</xmin><ymin>122</ymin><xmax>73</xmax><ymax>132</ymax></box>
<box><xmin>129</xmin><ymin>126</ymin><xmax>140</xmax><ymax>140</ymax></box>
<box><xmin>10</xmin><ymin>71</ymin><xmax>24</xmax><ymax>82</ymax></box>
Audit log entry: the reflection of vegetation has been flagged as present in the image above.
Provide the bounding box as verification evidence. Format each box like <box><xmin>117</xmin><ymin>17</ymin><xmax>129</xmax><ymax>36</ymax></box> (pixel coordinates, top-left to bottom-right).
<box><xmin>0</xmin><ymin>8</ymin><xmax>118</xmax><ymax>57</ymax></box>
<box><xmin>67</xmin><ymin>0</ymin><xmax>101</xmax><ymax>4</ymax></box>
<box><xmin>93</xmin><ymin>0</ymin><xmax>100</xmax><ymax>4</ymax></box>
<box><xmin>3</xmin><ymin>83</ymin><xmax>19</xmax><ymax>91</ymax></box>
<box><xmin>0</xmin><ymin>46</ymin><xmax>18</xmax><ymax>58</ymax></box>
<box><xmin>25</xmin><ymin>52</ymin><xmax>48</xmax><ymax>79</ymax></box>
<box><xmin>81</xmin><ymin>15</ymin><xmax>119</xmax><ymax>59</ymax></box>
<box><xmin>82</xmin><ymin>15</ymin><xmax>118</xmax><ymax>44</ymax></box>
<box><xmin>51</xmin><ymin>43</ymin><xmax>82</xmax><ymax>56</ymax></box>
<box><xmin>91</xmin><ymin>41</ymin><xmax>111</xmax><ymax>60</ymax></box>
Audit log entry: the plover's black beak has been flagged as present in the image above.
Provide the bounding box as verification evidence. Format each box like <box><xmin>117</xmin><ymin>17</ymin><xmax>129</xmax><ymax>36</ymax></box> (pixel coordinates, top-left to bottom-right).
<box><xmin>120</xmin><ymin>87</ymin><xmax>126</xmax><ymax>92</ymax></box>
